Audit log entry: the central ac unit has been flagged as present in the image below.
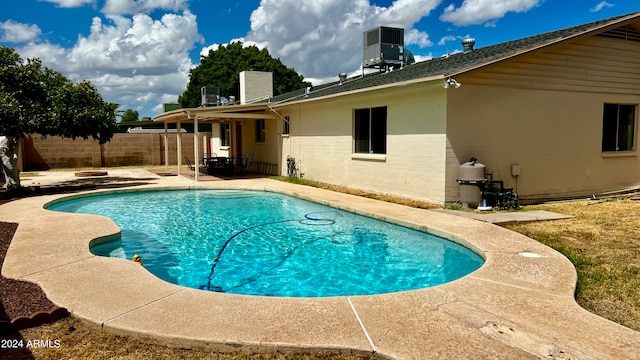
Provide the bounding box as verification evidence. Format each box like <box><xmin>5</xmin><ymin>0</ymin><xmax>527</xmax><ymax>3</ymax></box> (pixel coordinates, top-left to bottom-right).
<box><xmin>363</xmin><ymin>26</ymin><xmax>404</xmax><ymax>69</ymax></box>
<box><xmin>201</xmin><ymin>86</ymin><xmax>220</xmax><ymax>107</ymax></box>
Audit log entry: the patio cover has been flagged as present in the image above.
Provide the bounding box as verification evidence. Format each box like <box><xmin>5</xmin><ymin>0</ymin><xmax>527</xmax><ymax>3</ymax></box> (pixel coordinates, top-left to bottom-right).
<box><xmin>152</xmin><ymin>104</ymin><xmax>280</xmax><ymax>181</ymax></box>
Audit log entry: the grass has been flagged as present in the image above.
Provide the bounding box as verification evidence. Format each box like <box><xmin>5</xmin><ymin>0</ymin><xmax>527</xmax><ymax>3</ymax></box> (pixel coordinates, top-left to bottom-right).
<box><xmin>6</xmin><ymin>171</ymin><xmax>640</xmax><ymax>358</ymax></box>
<box><xmin>12</xmin><ymin>317</ymin><xmax>377</xmax><ymax>360</ymax></box>
<box><xmin>275</xmin><ymin>176</ymin><xmax>441</xmax><ymax>210</ymax></box>
<box><xmin>503</xmin><ymin>198</ymin><xmax>640</xmax><ymax>331</ymax></box>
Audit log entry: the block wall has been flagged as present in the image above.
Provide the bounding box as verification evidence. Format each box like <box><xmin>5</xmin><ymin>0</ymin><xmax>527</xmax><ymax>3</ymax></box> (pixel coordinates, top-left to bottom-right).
<box><xmin>22</xmin><ymin>133</ymin><xmax>206</xmax><ymax>170</ymax></box>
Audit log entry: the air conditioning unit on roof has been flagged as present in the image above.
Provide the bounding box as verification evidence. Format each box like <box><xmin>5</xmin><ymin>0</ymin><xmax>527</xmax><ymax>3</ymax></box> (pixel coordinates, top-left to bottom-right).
<box><xmin>201</xmin><ymin>86</ymin><xmax>220</xmax><ymax>107</ymax></box>
<box><xmin>363</xmin><ymin>26</ymin><xmax>404</xmax><ymax>69</ymax></box>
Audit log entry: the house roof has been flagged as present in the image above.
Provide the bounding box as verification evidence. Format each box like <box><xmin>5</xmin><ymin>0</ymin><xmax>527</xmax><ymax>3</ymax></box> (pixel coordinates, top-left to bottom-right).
<box><xmin>154</xmin><ymin>11</ymin><xmax>640</xmax><ymax>123</ymax></box>
<box><xmin>269</xmin><ymin>11</ymin><xmax>640</xmax><ymax>106</ymax></box>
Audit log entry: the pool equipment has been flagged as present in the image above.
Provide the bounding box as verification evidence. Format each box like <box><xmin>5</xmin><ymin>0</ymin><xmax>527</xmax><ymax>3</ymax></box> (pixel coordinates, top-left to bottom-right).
<box><xmin>286</xmin><ymin>156</ymin><xmax>298</xmax><ymax>177</ymax></box>
<box><xmin>203</xmin><ymin>211</ymin><xmax>339</xmax><ymax>292</ymax></box>
<box><xmin>457</xmin><ymin>158</ymin><xmax>519</xmax><ymax>210</ymax></box>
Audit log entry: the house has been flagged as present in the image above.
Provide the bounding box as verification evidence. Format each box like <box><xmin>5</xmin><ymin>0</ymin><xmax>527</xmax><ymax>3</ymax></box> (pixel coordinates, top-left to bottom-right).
<box><xmin>153</xmin><ymin>11</ymin><xmax>640</xmax><ymax>205</ymax></box>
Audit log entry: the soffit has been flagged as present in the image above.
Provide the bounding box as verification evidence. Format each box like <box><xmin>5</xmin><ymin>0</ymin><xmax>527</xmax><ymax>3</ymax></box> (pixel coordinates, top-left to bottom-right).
<box><xmin>153</xmin><ymin>105</ymin><xmax>278</xmax><ymax>123</ymax></box>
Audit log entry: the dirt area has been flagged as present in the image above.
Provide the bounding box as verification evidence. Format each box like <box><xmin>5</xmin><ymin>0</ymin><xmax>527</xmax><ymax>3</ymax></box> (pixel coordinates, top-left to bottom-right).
<box><xmin>0</xmin><ymin>221</ymin><xmax>67</xmax><ymax>332</ymax></box>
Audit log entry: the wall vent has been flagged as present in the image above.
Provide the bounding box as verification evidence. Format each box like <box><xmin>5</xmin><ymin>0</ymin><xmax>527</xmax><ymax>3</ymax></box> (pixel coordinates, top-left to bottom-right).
<box><xmin>597</xmin><ymin>25</ymin><xmax>640</xmax><ymax>42</ymax></box>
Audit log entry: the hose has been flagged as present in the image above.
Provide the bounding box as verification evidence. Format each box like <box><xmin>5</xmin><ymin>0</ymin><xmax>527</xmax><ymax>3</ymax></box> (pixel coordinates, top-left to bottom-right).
<box><xmin>203</xmin><ymin>211</ymin><xmax>339</xmax><ymax>292</ymax></box>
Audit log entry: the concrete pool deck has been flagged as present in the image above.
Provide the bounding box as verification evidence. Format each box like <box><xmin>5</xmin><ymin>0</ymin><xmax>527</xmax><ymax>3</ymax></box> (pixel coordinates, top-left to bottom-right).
<box><xmin>2</xmin><ymin>169</ymin><xmax>640</xmax><ymax>359</ymax></box>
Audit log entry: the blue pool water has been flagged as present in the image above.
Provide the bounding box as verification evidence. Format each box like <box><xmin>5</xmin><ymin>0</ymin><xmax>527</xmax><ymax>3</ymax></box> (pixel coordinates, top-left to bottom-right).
<box><xmin>47</xmin><ymin>190</ymin><xmax>484</xmax><ymax>297</ymax></box>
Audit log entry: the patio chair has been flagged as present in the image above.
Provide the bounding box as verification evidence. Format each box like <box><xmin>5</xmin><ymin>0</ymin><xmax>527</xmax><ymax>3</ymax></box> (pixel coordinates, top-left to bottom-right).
<box><xmin>184</xmin><ymin>156</ymin><xmax>207</xmax><ymax>175</ymax></box>
<box><xmin>235</xmin><ymin>153</ymin><xmax>254</xmax><ymax>174</ymax></box>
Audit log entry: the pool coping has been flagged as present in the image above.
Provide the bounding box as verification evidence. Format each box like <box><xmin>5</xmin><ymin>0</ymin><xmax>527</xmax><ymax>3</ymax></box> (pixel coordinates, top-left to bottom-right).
<box><xmin>2</xmin><ymin>172</ymin><xmax>640</xmax><ymax>358</ymax></box>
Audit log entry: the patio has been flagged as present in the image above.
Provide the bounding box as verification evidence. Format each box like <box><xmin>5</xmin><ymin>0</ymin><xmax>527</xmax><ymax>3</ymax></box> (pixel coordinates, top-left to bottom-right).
<box><xmin>1</xmin><ymin>169</ymin><xmax>639</xmax><ymax>358</ymax></box>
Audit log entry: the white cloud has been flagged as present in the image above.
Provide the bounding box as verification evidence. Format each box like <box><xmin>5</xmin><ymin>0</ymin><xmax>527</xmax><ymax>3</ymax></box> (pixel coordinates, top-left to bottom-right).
<box><xmin>199</xmin><ymin>37</ymin><xmax>249</xmax><ymax>58</ymax></box>
<box><xmin>438</xmin><ymin>34</ymin><xmax>458</xmax><ymax>46</ymax></box>
<box><xmin>405</xmin><ymin>29</ymin><xmax>432</xmax><ymax>48</ymax></box>
<box><xmin>440</xmin><ymin>0</ymin><xmax>541</xmax><ymax>26</ymax></box>
<box><xmin>0</xmin><ymin>20</ymin><xmax>41</xmax><ymax>43</ymax></box>
<box><xmin>376</xmin><ymin>0</ymin><xmax>442</xmax><ymax>25</ymax></box>
<box><xmin>590</xmin><ymin>1</ymin><xmax>615</xmax><ymax>12</ymax></box>
<box><xmin>18</xmin><ymin>42</ymin><xmax>68</xmax><ymax>63</ymax></box>
<box><xmin>244</xmin><ymin>0</ymin><xmax>442</xmax><ymax>78</ymax></box>
<box><xmin>17</xmin><ymin>11</ymin><xmax>200</xmax><ymax>115</ymax></box>
<box><xmin>101</xmin><ymin>0</ymin><xmax>188</xmax><ymax>16</ymax></box>
<box><xmin>40</xmin><ymin>0</ymin><xmax>95</xmax><ymax>7</ymax></box>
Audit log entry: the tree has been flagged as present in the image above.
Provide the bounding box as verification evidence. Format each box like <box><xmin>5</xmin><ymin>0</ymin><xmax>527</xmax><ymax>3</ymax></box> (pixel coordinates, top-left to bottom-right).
<box><xmin>0</xmin><ymin>46</ymin><xmax>118</xmax><ymax>190</ymax></box>
<box><xmin>120</xmin><ymin>109</ymin><xmax>139</xmax><ymax>123</ymax></box>
<box><xmin>178</xmin><ymin>42</ymin><xmax>309</xmax><ymax>108</ymax></box>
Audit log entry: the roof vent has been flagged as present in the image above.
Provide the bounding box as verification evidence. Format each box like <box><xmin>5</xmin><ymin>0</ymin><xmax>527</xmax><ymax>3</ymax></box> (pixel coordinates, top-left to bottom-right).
<box><xmin>338</xmin><ymin>72</ymin><xmax>347</xmax><ymax>85</ymax></box>
<box><xmin>462</xmin><ymin>37</ymin><xmax>476</xmax><ymax>52</ymax></box>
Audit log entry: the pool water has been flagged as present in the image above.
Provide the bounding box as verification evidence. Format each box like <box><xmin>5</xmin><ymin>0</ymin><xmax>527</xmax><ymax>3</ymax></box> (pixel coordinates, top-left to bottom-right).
<box><xmin>47</xmin><ymin>190</ymin><xmax>484</xmax><ymax>297</ymax></box>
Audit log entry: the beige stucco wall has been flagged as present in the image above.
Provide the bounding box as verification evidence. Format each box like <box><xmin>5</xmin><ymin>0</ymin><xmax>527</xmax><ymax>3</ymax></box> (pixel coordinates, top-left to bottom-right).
<box><xmin>276</xmin><ymin>34</ymin><xmax>640</xmax><ymax>204</ymax></box>
<box><xmin>279</xmin><ymin>82</ymin><xmax>449</xmax><ymax>204</ymax></box>
<box><xmin>209</xmin><ymin>123</ymin><xmax>232</xmax><ymax>158</ymax></box>
<box><xmin>445</xmin><ymin>35</ymin><xmax>640</xmax><ymax>202</ymax></box>
<box><xmin>199</xmin><ymin>117</ymin><xmax>282</xmax><ymax>172</ymax></box>
<box><xmin>446</xmin><ymin>84</ymin><xmax>640</xmax><ymax>202</ymax></box>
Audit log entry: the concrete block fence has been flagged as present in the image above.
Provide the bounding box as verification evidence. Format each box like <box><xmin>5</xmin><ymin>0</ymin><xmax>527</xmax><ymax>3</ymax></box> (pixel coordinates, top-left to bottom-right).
<box><xmin>21</xmin><ymin>133</ymin><xmax>208</xmax><ymax>170</ymax></box>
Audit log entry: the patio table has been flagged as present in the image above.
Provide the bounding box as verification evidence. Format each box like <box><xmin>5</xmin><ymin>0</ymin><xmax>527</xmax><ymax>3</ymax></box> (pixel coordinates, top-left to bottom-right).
<box><xmin>206</xmin><ymin>157</ymin><xmax>234</xmax><ymax>175</ymax></box>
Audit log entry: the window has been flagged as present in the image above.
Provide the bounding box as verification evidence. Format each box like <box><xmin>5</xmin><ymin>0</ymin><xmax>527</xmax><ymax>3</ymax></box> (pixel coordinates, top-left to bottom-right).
<box><xmin>220</xmin><ymin>123</ymin><xmax>230</xmax><ymax>146</ymax></box>
<box><xmin>283</xmin><ymin>116</ymin><xmax>290</xmax><ymax>135</ymax></box>
<box><xmin>255</xmin><ymin>119</ymin><xmax>265</xmax><ymax>142</ymax></box>
<box><xmin>354</xmin><ymin>106</ymin><xmax>387</xmax><ymax>154</ymax></box>
<box><xmin>602</xmin><ymin>104</ymin><xmax>636</xmax><ymax>152</ymax></box>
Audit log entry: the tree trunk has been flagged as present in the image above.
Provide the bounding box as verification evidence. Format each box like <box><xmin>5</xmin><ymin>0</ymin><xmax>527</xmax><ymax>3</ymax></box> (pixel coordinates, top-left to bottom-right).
<box><xmin>0</xmin><ymin>136</ymin><xmax>20</xmax><ymax>190</ymax></box>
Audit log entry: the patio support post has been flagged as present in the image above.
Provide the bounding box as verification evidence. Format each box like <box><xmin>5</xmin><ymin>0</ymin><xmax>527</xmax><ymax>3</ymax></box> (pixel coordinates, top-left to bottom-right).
<box><xmin>177</xmin><ymin>119</ymin><xmax>182</xmax><ymax>176</ymax></box>
<box><xmin>194</xmin><ymin>115</ymin><xmax>199</xmax><ymax>182</ymax></box>
<box><xmin>163</xmin><ymin>121</ymin><xmax>169</xmax><ymax>171</ymax></box>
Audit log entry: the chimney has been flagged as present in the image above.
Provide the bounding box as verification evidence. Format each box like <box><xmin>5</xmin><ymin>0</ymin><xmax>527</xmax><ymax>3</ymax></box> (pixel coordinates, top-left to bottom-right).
<box><xmin>239</xmin><ymin>71</ymin><xmax>273</xmax><ymax>104</ymax></box>
<box><xmin>462</xmin><ymin>37</ymin><xmax>476</xmax><ymax>52</ymax></box>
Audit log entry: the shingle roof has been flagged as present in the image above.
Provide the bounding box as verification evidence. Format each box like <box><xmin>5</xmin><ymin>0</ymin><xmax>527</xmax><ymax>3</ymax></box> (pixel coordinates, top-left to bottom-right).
<box><xmin>269</xmin><ymin>11</ymin><xmax>640</xmax><ymax>105</ymax></box>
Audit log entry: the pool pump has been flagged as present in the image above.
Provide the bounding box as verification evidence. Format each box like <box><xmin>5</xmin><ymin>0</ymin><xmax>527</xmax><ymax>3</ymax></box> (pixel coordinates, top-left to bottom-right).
<box><xmin>457</xmin><ymin>158</ymin><xmax>519</xmax><ymax>210</ymax></box>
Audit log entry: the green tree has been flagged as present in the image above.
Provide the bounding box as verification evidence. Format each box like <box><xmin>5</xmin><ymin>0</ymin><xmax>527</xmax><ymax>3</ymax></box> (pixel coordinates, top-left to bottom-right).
<box><xmin>0</xmin><ymin>46</ymin><xmax>118</xmax><ymax>190</ymax></box>
<box><xmin>178</xmin><ymin>42</ymin><xmax>309</xmax><ymax>108</ymax></box>
<box><xmin>120</xmin><ymin>109</ymin><xmax>139</xmax><ymax>123</ymax></box>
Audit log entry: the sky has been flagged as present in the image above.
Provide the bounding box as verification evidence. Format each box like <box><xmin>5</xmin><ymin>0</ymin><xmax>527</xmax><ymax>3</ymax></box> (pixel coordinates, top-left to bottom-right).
<box><xmin>1</xmin><ymin>0</ymin><xmax>639</xmax><ymax>118</ymax></box>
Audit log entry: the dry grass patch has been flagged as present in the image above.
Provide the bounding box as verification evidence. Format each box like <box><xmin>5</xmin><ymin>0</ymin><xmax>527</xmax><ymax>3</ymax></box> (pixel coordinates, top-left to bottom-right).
<box><xmin>273</xmin><ymin>176</ymin><xmax>441</xmax><ymax>210</ymax></box>
<box><xmin>504</xmin><ymin>198</ymin><xmax>640</xmax><ymax>331</ymax></box>
<box><xmin>7</xmin><ymin>317</ymin><xmax>379</xmax><ymax>360</ymax></box>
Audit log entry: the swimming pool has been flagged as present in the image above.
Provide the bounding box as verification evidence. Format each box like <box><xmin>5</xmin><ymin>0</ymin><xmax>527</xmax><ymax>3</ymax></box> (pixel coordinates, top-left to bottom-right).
<box><xmin>47</xmin><ymin>190</ymin><xmax>484</xmax><ymax>297</ymax></box>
